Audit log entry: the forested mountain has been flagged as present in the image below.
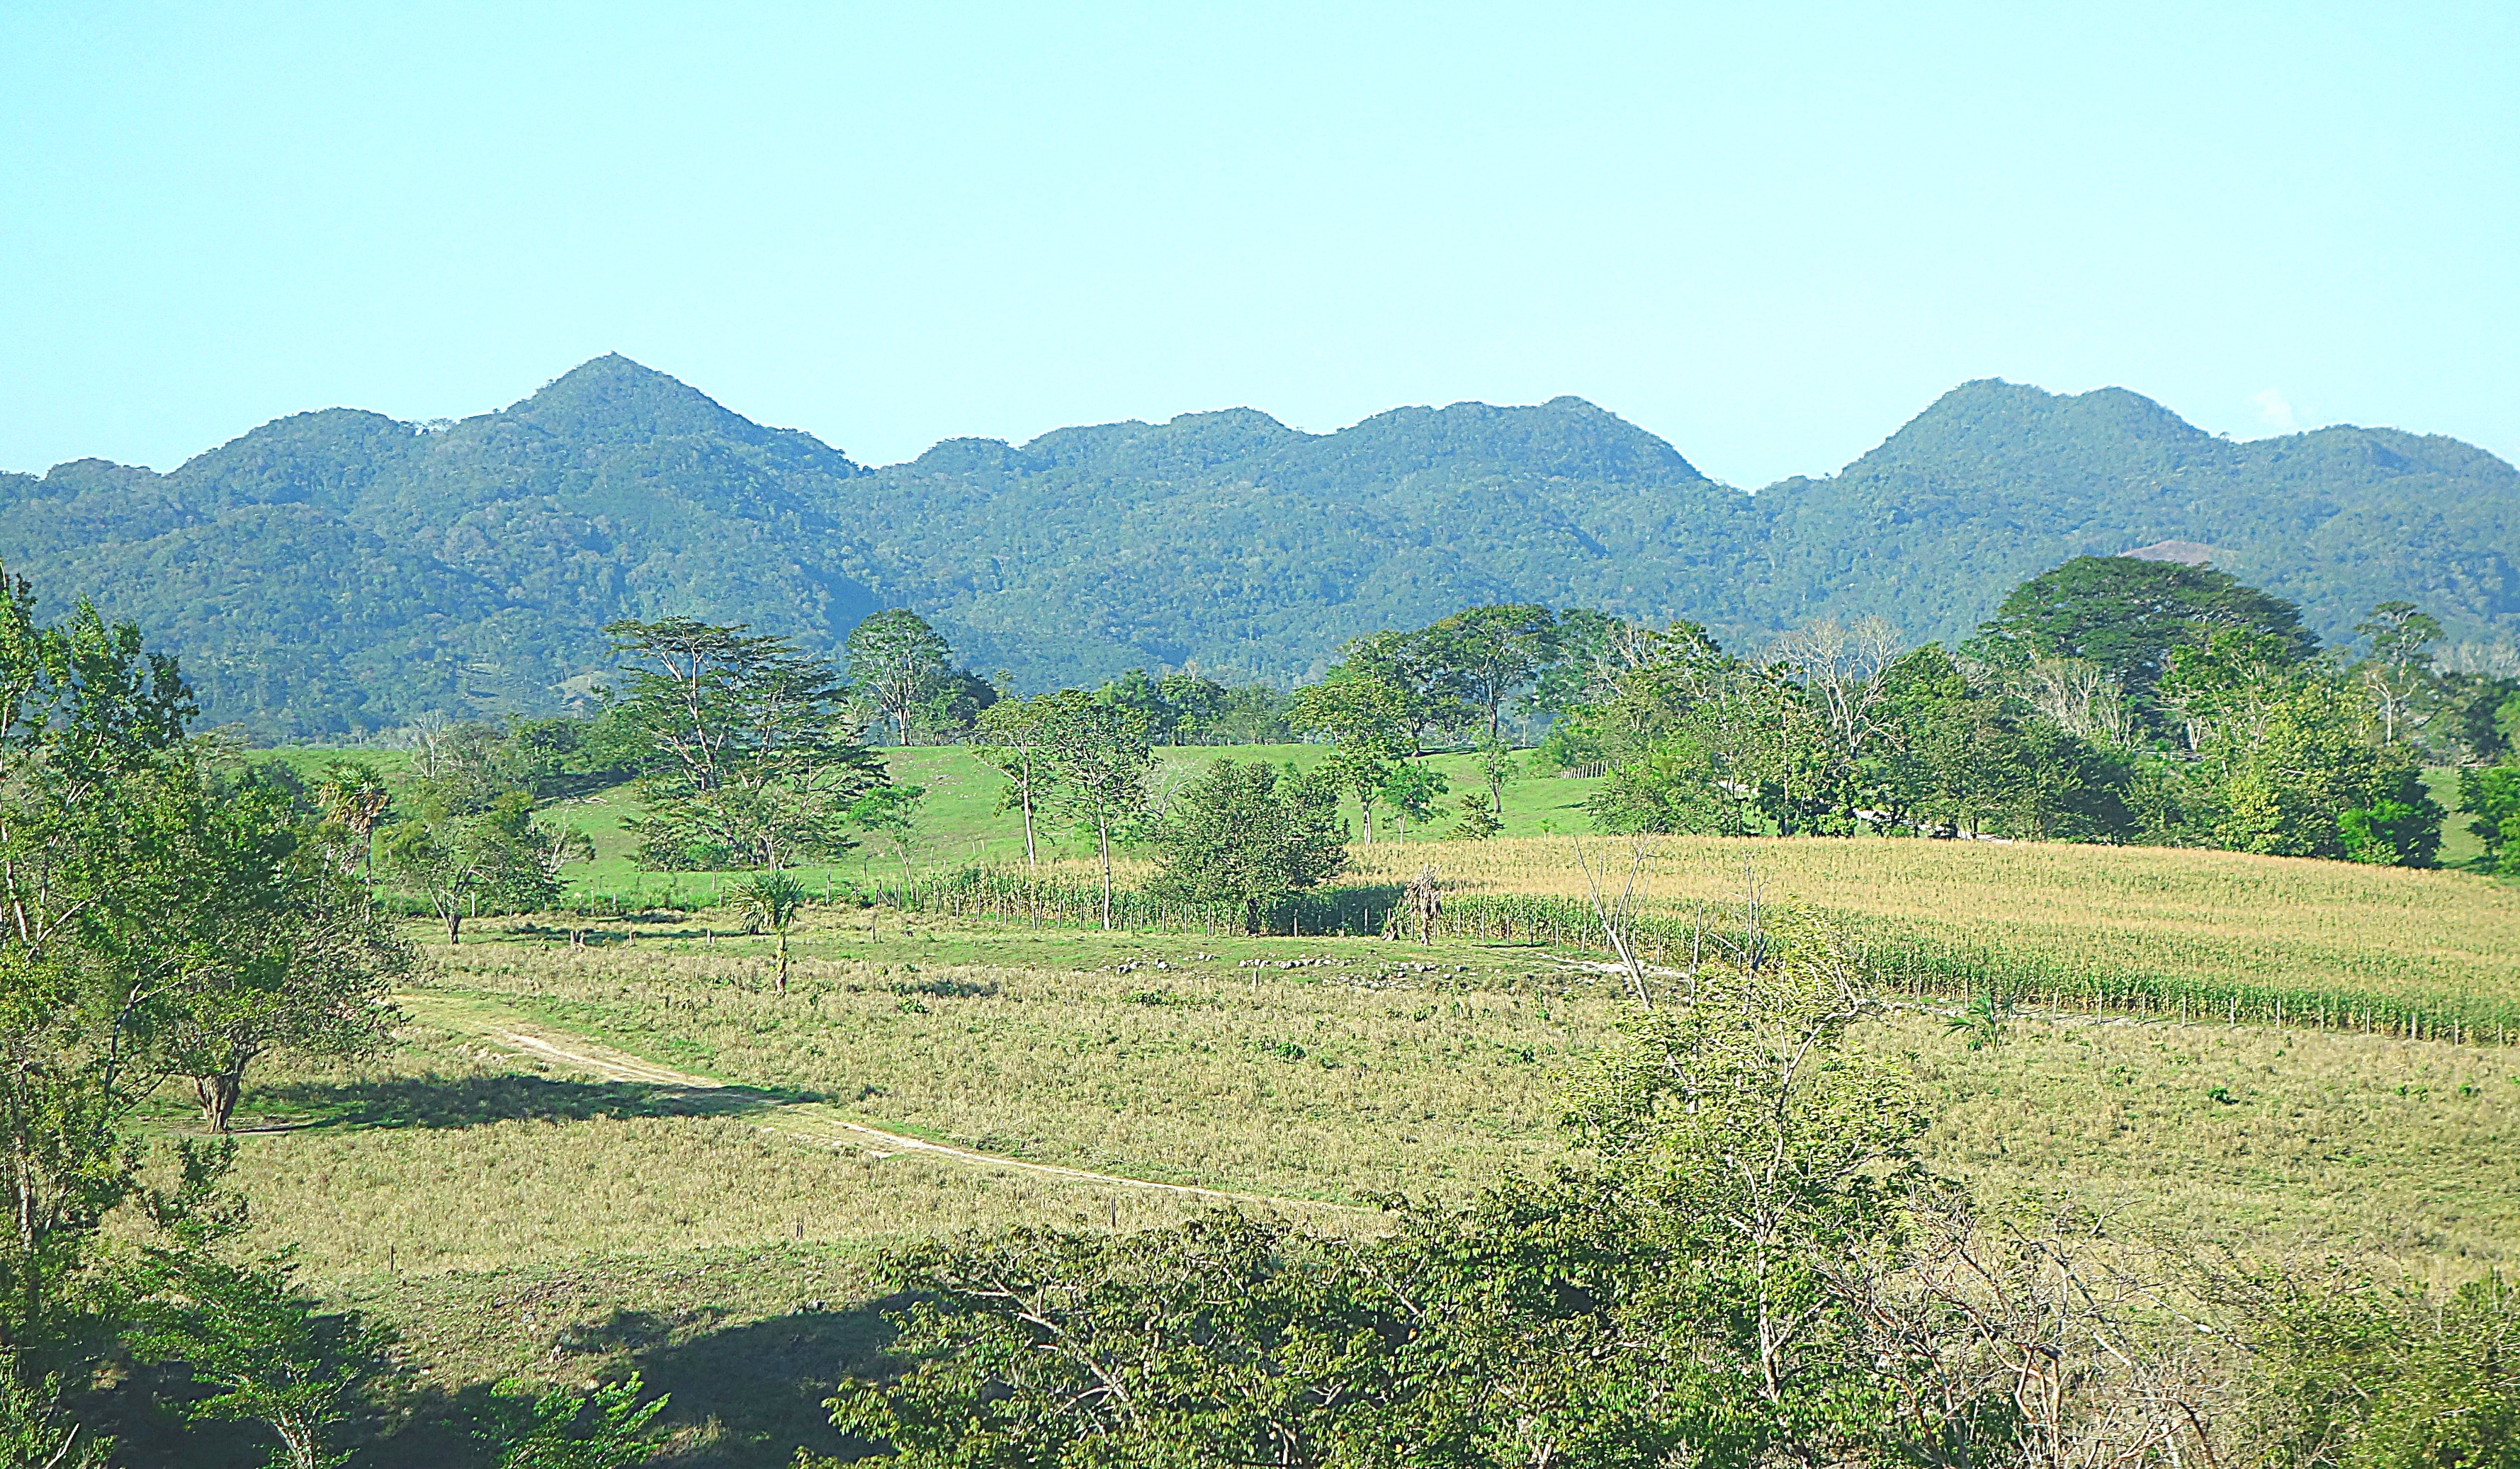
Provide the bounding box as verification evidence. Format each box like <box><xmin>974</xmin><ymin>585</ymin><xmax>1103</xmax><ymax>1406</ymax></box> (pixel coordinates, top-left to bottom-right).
<box><xmin>7</xmin><ymin>356</ymin><xmax>2515</xmax><ymax>737</ymax></box>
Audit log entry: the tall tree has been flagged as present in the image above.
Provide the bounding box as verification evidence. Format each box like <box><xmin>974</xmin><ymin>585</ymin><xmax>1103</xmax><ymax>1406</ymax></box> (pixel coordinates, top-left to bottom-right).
<box><xmin>974</xmin><ymin>695</ymin><xmax>1063</xmax><ymax>867</ymax></box>
<box><xmin>1967</xmin><ymin>556</ymin><xmax>2315</xmax><ymax>706</ymax></box>
<box><xmin>164</xmin><ymin>769</ymin><xmax>411</xmax><ymax>1133</ymax></box>
<box><xmin>1148</xmin><ymin>759</ymin><xmax>1348</xmax><ymax>932</ymax></box>
<box><xmin>1422</xmin><ymin>604</ymin><xmax>1558</xmax><ymax>744</ymax></box>
<box><xmin>1289</xmin><ymin>676</ymin><xmax>1408</xmax><ymax>844</ymax></box>
<box><xmin>0</xmin><ymin>575</ymin><xmax>197</xmax><ymax>1364</ymax></box>
<box><xmin>307</xmin><ymin>760</ymin><xmax>391</xmax><ymax>883</ymax></box>
<box><xmin>2353</xmin><ymin>600</ymin><xmax>2443</xmax><ymax>746</ymax></box>
<box><xmin>606</xmin><ymin>617</ymin><xmax>879</xmax><ymax>871</ymax></box>
<box><xmin>845</xmin><ymin>609</ymin><xmax>953</xmax><ymax>747</ymax></box>
<box><xmin>1041</xmin><ymin>693</ymin><xmax>1152</xmax><ymax>929</ymax></box>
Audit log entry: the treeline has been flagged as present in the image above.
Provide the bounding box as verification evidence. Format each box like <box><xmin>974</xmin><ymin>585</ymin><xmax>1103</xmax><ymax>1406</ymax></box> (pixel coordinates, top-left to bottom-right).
<box><xmin>0</xmin><ymin>571</ymin><xmax>667</xmax><ymax>1465</ymax></box>
<box><xmin>1291</xmin><ymin>557</ymin><xmax>2516</xmax><ymax>868</ymax></box>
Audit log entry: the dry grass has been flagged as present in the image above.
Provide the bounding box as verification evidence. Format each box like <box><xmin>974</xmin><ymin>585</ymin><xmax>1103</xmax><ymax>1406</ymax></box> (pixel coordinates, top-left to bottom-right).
<box><xmin>183</xmin><ymin>910</ymin><xmax>2520</xmax><ymax>1465</ymax></box>
<box><xmin>1350</xmin><ymin>835</ymin><xmax>2520</xmax><ymax>1027</ymax></box>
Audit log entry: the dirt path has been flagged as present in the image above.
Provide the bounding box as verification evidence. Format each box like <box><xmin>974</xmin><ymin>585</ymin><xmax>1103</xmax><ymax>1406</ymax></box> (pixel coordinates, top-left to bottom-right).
<box><xmin>402</xmin><ymin>994</ymin><xmax>1366</xmax><ymax>1215</ymax></box>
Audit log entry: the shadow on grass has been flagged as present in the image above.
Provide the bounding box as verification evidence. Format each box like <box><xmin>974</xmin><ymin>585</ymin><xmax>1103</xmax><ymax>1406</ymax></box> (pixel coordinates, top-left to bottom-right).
<box><xmin>339</xmin><ymin>1295</ymin><xmax>903</xmax><ymax>1468</ymax></box>
<box><xmin>246</xmin><ymin>1074</ymin><xmax>822</xmax><ymax>1132</ymax></box>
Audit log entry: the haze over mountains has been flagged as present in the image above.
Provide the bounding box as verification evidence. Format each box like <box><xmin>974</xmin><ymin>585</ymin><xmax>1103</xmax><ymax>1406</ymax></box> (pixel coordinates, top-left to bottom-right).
<box><xmin>6</xmin><ymin>354</ymin><xmax>2516</xmax><ymax>738</ymax></box>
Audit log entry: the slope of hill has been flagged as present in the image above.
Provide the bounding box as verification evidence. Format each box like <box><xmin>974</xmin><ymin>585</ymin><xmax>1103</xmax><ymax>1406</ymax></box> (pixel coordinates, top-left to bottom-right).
<box><xmin>1758</xmin><ymin>379</ymin><xmax>2520</xmax><ymax>646</ymax></box>
<box><xmin>5</xmin><ymin>358</ymin><xmax>2515</xmax><ymax>735</ymax></box>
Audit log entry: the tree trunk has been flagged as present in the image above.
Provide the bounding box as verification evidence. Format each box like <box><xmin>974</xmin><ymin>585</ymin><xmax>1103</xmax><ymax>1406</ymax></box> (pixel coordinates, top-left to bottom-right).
<box><xmin>195</xmin><ymin>1073</ymin><xmax>242</xmax><ymax>1134</ymax></box>
<box><xmin>1244</xmin><ymin>897</ymin><xmax>1261</xmax><ymax>934</ymax></box>
<box><xmin>1021</xmin><ymin>783</ymin><xmax>1037</xmax><ymax>866</ymax></box>
<box><xmin>1360</xmin><ymin>797</ymin><xmax>1373</xmax><ymax>845</ymax></box>
<box><xmin>1097</xmin><ymin>818</ymin><xmax>1113</xmax><ymax>930</ymax></box>
<box><xmin>776</xmin><ymin>931</ymin><xmax>790</xmax><ymax>994</ymax></box>
<box><xmin>444</xmin><ymin>907</ymin><xmax>462</xmax><ymax>946</ymax></box>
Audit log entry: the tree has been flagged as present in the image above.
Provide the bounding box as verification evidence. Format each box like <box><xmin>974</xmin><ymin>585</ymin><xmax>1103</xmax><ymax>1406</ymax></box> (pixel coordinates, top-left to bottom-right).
<box><xmin>1289</xmin><ymin>676</ymin><xmax>1408</xmax><ymax>843</ymax></box>
<box><xmin>129</xmin><ymin>1248</ymin><xmax>391</xmax><ymax>1469</ymax></box>
<box><xmin>1148</xmin><ymin>760</ymin><xmax>1347</xmax><ymax>933</ymax></box>
<box><xmin>1377</xmin><ymin>761</ymin><xmax>1448</xmax><ymax>844</ymax></box>
<box><xmin>1041</xmin><ymin>693</ymin><xmax>1151</xmax><ymax>929</ymax></box>
<box><xmin>847</xmin><ymin>781</ymin><xmax>927</xmax><ymax>884</ymax></box>
<box><xmin>380</xmin><ymin>791</ymin><xmax>589</xmax><ymax>945</ymax></box>
<box><xmin>844</xmin><ymin>609</ymin><xmax>953</xmax><ymax>747</ymax></box>
<box><xmin>1967</xmin><ymin>555</ymin><xmax>2315</xmax><ymax>706</ymax></box>
<box><xmin>2458</xmin><ymin>764</ymin><xmax>2520</xmax><ymax>875</ymax></box>
<box><xmin>974</xmin><ymin>696</ymin><xmax>1063</xmax><ymax>866</ymax></box>
<box><xmin>0</xmin><ymin>573</ymin><xmax>213</xmax><ymax>1378</ymax></box>
<box><xmin>1422</xmin><ymin>603</ymin><xmax>1557</xmax><ymax>743</ymax></box>
<box><xmin>730</xmin><ymin>870</ymin><xmax>808</xmax><ymax>993</ymax></box>
<box><xmin>2354</xmin><ymin>600</ymin><xmax>2443</xmax><ymax>746</ymax></box>
<box><xmin>605</xmin><ymin>617</ymin><xmax>879</xmax><ymax>871</ymax></box>
<box><xmin>1768</xmin><ymin>615</ymin><xmax>1901</xmax><ymax>772</ymax></box>
<box><xmin>1333</xmin><ymin>630</ymin><xmax>1455</xmax><ymax>751</ymax></box>
<box><xmin>307</xmin><ymin>760</ymin><xmax>390</xmax><ymax>882</ymax></box>
<box><xmin>164</xmin><ymin>773</ymin><xmax>411</xmax><ymax>1133</ymax></box>
<box><xmin>472</xmin><ymin>1373</ymin><xmax>669</xmax><ymax>1469</ymax></box>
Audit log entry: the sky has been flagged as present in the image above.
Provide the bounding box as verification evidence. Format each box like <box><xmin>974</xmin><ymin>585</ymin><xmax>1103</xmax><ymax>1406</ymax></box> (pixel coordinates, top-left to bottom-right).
<box><xmin>3</xmin><ymin>3</ymin><xmax>2514</xmax><ymax>488</ymax></box>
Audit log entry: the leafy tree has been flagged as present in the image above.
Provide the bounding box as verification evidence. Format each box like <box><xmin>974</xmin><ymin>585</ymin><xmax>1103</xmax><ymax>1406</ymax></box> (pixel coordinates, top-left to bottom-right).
<box><xmin>1449</xmin><ymin>789</ymin><xmax>1503</xmax><ymax>839</ymax></box>
<box><xmin>471</xmin><ymin>1372</ymin><xmax>669</xmax><ymax>1469</ymax></box>
<box><xmin>605</xmin><ymin>617</ymin><xmax>878</xmax><ymax>870</ymax></box>
<box><xmin>1422</xmin><ymin>603</ymin><xmax>1557</xmax><ymax>743</ymax></box>
<box><xmin>0</xmin><ymin>577</ymin><xmax>210</xmax><ymax>1360</ymax></box>
<box><xmin>1967</xmin><ymin>555</ymin><xmax>2315</xmax><ymax>708</ymax></box>
<box><xmin>1333</xmin><ymin>629</ymin><xmax>1456</xmax><ymax>751</ymax></box>
<box><xmin>974</xmin><ymin>695</ymin><xmax>1063</xmax><ymax>866</ymax></box>
<box><xmin>128</xmin><ymin>1248</ymin><xmax>391</xmax><ymax>1469</ymax></box>
<box><xmin>2200</xmin><ymin>691</ymin><xmax>2441</xmax><ymax>864</ymax></box>
<box><xmin>380</xmin><ymin>791</ymin><xmax>589</xmax><ymax>944</ymax></box>
<box><xmin>307</xmin><ymin>760</ymin><xmax>390</xmax><ymax>881</ymax></box>
<box><xmin>844</xmin><ymin>608</ymin><xmax>952</xmax><ymax>746</ymax></box>
<box><xmin>1376</xmin><ymin>760</ymin><xmax>1448</xmax><ymax>844</ymax></box>
<box><xmin>729</xmin><ymin>870</ymin><xmax>808</xmax><ymax>993</ymax></box>
<box><xmin>1289</xmin><ymin>676</ymin><xmax>1408</xmax><ymax>842</ymax></box>
<box><xmin>1147</xmin><ymin>759</ymin><xmax>1347</xmax><ymax>933</ymax></box>
<box><xmin>164</xmin><ymin>775</ymin><xmax>410</xmax><ymax>1132</ymax></box>
<box><xmin>2459</xmin><ymin>764</ymin><xmax>2520</xmax><ymax>875</ymax></box>
<box><xmin>847</xmin><ymin>780</ymin><xmax>927</xmax><ymax>883</ymax></box>
<box><xmin>1041</xmin><ymin>693</ymin><xmax>1152</xmax><ymax>929</ymax></box>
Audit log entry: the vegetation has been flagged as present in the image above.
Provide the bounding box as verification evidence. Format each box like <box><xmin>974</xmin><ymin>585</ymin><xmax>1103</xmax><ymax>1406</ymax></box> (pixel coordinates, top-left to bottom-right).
<box><xmin>8</xmin><ymin>358</ymin><xmax>2516</xmax><ymax>737</ymax></box>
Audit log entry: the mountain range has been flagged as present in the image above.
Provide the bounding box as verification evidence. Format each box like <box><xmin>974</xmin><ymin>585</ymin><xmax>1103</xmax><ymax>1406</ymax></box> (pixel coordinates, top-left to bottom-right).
<box><xmin>6</xmin><ymin>354</ymin><xmax>2515</xmax><ymax>738</ymax></box>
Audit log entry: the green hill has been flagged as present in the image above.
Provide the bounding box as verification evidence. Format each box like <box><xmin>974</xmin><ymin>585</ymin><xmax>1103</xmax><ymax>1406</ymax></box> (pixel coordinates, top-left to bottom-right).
<box><xmin>6</xmin><ymin>357</ymin><xmax>2514</xmax><ymax>737</ymax></box>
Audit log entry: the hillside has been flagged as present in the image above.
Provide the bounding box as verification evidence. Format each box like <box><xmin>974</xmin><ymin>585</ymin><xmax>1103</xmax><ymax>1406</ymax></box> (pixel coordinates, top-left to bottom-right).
<box><xmin>7</xmin><ymin>358</ymin><xmax>2516</xmax><ymax>735</ymax></box>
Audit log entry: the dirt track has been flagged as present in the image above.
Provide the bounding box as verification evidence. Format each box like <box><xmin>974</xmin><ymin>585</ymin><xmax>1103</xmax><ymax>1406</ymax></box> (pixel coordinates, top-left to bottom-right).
<box><xmin>402</xmin><ymin>994</ymin><xmax>1364</xmax><ymax>1214</ymax></box>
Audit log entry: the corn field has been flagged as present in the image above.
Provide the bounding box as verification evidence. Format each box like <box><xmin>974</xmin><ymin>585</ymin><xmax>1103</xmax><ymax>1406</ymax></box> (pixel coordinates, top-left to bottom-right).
<box><xmin>878</xmin><ymin>856</ymin><xmax>2520</xmax><ymax>1045</ymax></box>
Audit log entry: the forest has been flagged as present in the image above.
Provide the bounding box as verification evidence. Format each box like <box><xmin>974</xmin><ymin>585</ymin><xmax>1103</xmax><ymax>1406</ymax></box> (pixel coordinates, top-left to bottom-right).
<box><xmin>5</xmin><ymin>354</ymin><xmax>2516</xmax><ymax>738</ymax></box>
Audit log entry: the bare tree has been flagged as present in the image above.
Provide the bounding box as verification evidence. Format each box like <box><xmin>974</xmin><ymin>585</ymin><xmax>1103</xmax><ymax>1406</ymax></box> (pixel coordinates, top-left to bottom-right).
<box><xmin>1770</xmin><ymin>615</ymin><xmax>1902</xmax><ymax>763</ymax></box>
<box><xmin>2022</xmin><ymin>657</ymin><xmax>2137</xmax><ymax>747</ymax></box>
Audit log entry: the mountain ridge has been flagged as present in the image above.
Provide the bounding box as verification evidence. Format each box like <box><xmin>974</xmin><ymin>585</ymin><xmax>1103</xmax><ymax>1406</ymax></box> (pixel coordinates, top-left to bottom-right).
<box><xmin>6</xmin><ymin>358</ymin><xmax>2514</xmax><ymax>737</ymax></box>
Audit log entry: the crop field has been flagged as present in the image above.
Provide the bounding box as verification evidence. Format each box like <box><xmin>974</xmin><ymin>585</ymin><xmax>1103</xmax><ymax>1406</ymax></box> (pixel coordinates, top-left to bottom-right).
<box><xmin>178</xmin><ymin>900</ymin><xmax>2520</xmax><ymax>1466</ymax></box>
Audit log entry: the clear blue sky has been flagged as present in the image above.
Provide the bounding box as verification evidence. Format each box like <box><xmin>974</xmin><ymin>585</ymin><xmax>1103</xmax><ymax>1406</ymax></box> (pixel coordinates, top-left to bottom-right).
<box><xmin>4</xmin><ymin>3</ymin><xmax>2513</xmax><ymax>487</ymax></box>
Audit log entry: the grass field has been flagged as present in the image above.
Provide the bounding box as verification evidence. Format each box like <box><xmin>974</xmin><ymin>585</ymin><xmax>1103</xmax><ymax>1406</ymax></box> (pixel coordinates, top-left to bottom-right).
<box><xmin>169</xmin><ymin>740</ymin><xmax>2519</xmax><ymax>1464</ymax></box>
<box><xmin>179</xmin><ymin>905</ymin><xmax>2519</xmax><ymax>1466</ymax></box>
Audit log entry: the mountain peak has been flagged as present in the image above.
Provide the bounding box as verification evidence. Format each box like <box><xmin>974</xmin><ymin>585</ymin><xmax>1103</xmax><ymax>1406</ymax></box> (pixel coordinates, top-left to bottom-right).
<box><xmin>504</xmin><ymin>355</ymin><xmax>760</xmax><ymax>445</ymax></box>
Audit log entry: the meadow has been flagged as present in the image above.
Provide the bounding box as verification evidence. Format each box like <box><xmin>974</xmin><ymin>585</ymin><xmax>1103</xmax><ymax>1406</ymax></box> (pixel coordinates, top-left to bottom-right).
<box><xmin>174</xmin><ymin>740</ymin><xmax>2520</xmax><ymax>1464</ymax></box>
<box><xmin>172</xmin><ymin>895</ymin><xmax>2520</xmax><ymax>1466</ymax></box>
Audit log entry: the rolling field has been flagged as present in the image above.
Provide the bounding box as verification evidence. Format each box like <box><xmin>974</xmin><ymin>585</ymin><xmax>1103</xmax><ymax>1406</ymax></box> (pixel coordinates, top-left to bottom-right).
<box><xmin>179</xmin><ymin>740</ymin><xmax>2520</xmax><ymax>1464</ymax></box>
<box><xmin>181</xmin><ymin>900</ymin><xmax>2520</xmax><ymax>1466</ymax></box>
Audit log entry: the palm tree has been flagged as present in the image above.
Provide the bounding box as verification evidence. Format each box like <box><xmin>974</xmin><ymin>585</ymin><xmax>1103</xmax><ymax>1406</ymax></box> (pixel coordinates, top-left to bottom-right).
<box><xmin>311</xmin><ymin>761</ymin><xmax>393</xmax><ymax>884</ymax></box>
<box><xmin>732</xmin><ymin>871</ymin><xmax>808</xmax><ymax>993</ymax></box>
